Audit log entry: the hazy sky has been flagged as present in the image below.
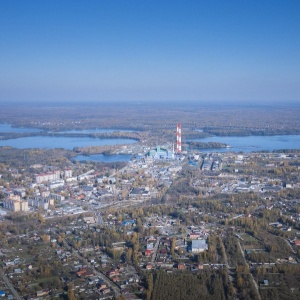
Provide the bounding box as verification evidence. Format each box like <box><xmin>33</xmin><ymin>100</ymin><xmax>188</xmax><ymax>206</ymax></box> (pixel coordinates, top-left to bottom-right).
<box><xmin>0</xmin><ymin>0</ymin><xmax>299</xmax><ymax>104</ymax></box>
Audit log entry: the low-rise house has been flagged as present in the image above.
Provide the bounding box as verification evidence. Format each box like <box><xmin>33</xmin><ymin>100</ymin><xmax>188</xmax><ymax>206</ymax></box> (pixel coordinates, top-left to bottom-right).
<box><xmin>108</xmin><ymin>269</ymin><xmax>120</xmax><ymax>278</ymax></box>
<box><xmin>99</xmin><ymin>283</ymin><xmax>107</xmax><ymax>291</ymax></box>
<box><xmin>294</xmin><ymin>240</ymin><xmax>300</xmax><ymax>246</ymax></box>
<box><xmin>76</xmin><ymin>267</ymin><xmax>94</xmax><ymax>278</ymax></box>
<box><xmin>102</xmin><ymin>288</ymin><xmax>111</xmax><ymax>294</ymax></box>
<box><xmin>36</xmin><ymin>290</ymin><xmax>49</xmax><ymax>297</ymax></box>
<box><xmin>189</xmin><ymin>233</ymin><xmax>200</xmax><ymax>240</ymax></box>
<box><xmin>83</xmin><ymin>216</ymin><xmax>96</xmax><ymax>224</ymax></box>
<box><xmin>145</xmin><ymin>249</ymin><xmax>154</xmax><ymax>256</ymax></box>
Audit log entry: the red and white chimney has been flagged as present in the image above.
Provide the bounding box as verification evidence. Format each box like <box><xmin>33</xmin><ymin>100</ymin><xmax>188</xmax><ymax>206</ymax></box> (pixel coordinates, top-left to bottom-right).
<box><xmin>176</xmin><ymin>123</ymin><xmax>182</xmax><ymax>153</ymax></box>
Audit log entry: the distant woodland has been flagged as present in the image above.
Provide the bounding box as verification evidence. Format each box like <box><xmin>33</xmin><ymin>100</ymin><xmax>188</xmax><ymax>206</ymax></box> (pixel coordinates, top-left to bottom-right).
<box><xmin>1</xmin><ymin>102</ymin><xmax>300</xmax><ymax>136</ymax></box>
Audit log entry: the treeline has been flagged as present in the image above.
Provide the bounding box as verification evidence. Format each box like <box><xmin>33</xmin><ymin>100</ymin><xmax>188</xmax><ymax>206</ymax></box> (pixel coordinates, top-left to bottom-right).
<box><xmin>149</xmin><ymin>269</ymin><xmax>232</xmax><ymax>300</ymax></box>
<box><xmin>0</xmin><ymin>147</ymin><xmax>73</xmax><ymax>168</ymax></box>
<box><xmin>223</xmin><ymin>235</ymin><xmax>245</xmax><ymax>267</ymax></box>
<box><xmin>197</xmin><ymin>234</ymin><xmax>226</xmax><ymax>264</ymax></box>
<box><xmin>165</xmin><ymin>178</ymin><xmax>199</xmax><ymax>199</ymax></box>
<box><xmin>235</xmin><ymin>265</ymin><xmax>260</xmax><ymax>300</ymax></box>
<box><xmin>202</xmin><ymin>127</ymin><xmax>300</xmax><ymax>136</ymax></box>
<box><xmin>186</xmin><ymin>141</ymin><xmax>228</xmax><ymax>149</ymax></box>
<box><xmin>257</xmin><ymin>264</ymin><xmax>300</xmax><ymax>300</ymax></box>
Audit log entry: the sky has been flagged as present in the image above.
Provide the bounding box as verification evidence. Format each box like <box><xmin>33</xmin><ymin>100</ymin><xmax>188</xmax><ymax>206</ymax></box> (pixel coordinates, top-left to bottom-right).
<box><xmin>0</xmin><ymin>0</ymin><xmax>299</xmax><ymax>104</ymax></box>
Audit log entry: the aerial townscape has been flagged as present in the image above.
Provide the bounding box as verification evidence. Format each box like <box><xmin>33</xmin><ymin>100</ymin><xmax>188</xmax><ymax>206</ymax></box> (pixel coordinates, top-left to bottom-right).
<box><xmin>0</xmin><ymin>102</ymin><xmax>300</xmax><ymax>300</ymax></box>
<box><xmin>1</xmin><ymin>1</ymin><xmax>300</xmax><ymax>300</ymax></box>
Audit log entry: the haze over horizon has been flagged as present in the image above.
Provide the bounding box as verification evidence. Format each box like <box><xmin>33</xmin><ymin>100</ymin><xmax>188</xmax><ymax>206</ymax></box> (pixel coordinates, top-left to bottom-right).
<box><xmin>0</xmin><ymin>0</ymin><xmax>299</xmax><ymax>104</ymax></box>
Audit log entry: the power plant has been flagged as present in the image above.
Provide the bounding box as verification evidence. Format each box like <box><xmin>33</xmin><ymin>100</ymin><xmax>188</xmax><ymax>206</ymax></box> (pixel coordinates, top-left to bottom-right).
<box><xmin>146</xmin><ymin>123</ymin><xmax>182</xmax><ymax>159</ymax></box>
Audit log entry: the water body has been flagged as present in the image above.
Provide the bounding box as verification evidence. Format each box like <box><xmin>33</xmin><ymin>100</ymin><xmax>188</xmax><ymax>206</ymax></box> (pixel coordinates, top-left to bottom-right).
<box><xmin>0</xmin><ymin>123</ymin><xmax>42</xmax><ymax>133</ymax></box>
<box><xmin>75</xmin><ymin>153</ymin><xmax>132</xmax><ymax>163</ymax></box>
<box><xmin>0</xmin><ymin>136</ymin><xmax>137</xmax><ymax>150</ymax></box>
<box><xmin>189</xmin><ymin>135</ymin><xmax>300</xmax><ymax>152</ymax></box>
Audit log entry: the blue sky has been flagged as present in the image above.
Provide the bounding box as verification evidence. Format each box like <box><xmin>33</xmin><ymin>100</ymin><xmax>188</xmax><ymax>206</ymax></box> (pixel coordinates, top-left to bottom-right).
<box><xmin>0</xmin><ymin>0</ymin><xmax>299</xmax><ymax>104</ymax></box>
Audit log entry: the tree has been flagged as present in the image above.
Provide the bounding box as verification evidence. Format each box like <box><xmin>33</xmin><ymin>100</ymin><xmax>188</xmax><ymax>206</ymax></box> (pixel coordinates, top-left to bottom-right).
<box><xmin>147</xmin><ymin>273</ymin><xmax>154</xmax><ymax>300</ymax></box>
<box><xmin>67</xmin><ymin>284</ymin><xmax>76</xmax><ymax>300</ymax></box>
<box><xmin>237</xmin><ymin>276</ymin><xmax>244</xmax><ymax>288</ymax></box>
<box><xmin>171</xmin><ymin>237</ymin><xmax>176</xmax><ymax>259</ymax></box>
<box><xmin>126</xmin><ymin>247</ymin><xmax>133</xmax><ymax>263</ymax></box>
<box><xmin>41</xmin><ymin>234</ymin><xmax>50</xmax><ymax>243</ymax></box>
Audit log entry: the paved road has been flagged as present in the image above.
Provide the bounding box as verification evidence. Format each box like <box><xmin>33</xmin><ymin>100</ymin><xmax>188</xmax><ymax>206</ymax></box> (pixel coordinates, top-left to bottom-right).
<box><xmin>0</xmin><ymin>268</ymin><xmax>23</xmax><ymax>300</ymax></box>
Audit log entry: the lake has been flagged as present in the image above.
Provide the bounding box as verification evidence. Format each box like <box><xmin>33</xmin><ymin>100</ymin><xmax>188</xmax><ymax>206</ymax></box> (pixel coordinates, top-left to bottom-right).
<box><xmin>189</xmin><ymin>135</ymin><xmax>300</xmax><ymax>152</ymax></box>
<box><xmin>0</xmin><ymin>123</ymin><xmax>138</xmax><ymax>150</ymax></box>
<box><xmin>0</xmin><ymin>136</ymin><xmax>137</xmax><ymax>150</ymax></box>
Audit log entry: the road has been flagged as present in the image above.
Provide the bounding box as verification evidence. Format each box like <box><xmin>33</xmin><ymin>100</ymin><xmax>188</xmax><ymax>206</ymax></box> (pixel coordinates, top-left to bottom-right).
<box><xmin>237</xmin><ymin>240</ymin><xmax>261</xmax><ymax>300</ymax></box>
<box><xmin>151</xmin><ymin>236</ymin><xmax>161</xmax><ymax>264</ymax></box>
<box><xmin>63</xmin><ymin>239</ymin><xmax>121</xmax><ymax>297</ymax></box>
<box><xmin>284</xmin><ymin>238</ymin><xmax>296</xmax><ymax>254</ymax></box>
<box><xmin>0</xmin><ymin>268</ymin><xmax>23</xmax><ymax>300</ymax></box>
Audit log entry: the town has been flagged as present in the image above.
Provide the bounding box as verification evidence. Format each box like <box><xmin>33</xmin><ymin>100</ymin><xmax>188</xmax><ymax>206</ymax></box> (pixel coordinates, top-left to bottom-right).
<box><xmin>0</xmin><ymin>129</ymin><xmax>300</xmax><ymax>299</ymax></box>
<box><xmin>1</xmin><ymin>0</ymin><xmax>300</xmax><ymax>299</ymax></box>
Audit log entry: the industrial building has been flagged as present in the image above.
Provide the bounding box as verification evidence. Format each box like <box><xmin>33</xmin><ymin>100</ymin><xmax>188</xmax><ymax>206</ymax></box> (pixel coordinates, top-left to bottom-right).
<box><xmin>147</xmin><ymin>146</ymin><xmax>174</xmax><ymax>160</ymax></box>
<box><xmin>191</xmin><ymin>239</ymin><xmax>208</xmax><ymax>253</ymax></box>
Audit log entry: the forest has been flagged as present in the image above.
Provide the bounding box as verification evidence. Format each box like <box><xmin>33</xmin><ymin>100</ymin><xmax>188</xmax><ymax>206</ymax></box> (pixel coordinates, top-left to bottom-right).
<box><xmin>148</xmin><ymin>269</ymin><xmax>231</xmax><ymax>300</ymax></box>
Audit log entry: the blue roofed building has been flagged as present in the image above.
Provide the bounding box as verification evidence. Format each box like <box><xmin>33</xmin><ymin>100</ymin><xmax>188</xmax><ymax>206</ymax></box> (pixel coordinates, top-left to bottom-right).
<box><xmin>147</xmin><ymin>146</ymin><xmax>174</xmax><ymax>160</ymax></box>
<box><xmin>122</xmin><ymin>220</ymin><xmax>136</xmax><ymax>227</ymax></box>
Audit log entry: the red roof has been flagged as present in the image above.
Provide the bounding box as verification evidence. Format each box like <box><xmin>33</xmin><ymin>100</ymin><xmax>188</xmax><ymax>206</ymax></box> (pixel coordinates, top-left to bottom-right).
<box><xmin>294</xmin><ymin>240</ymin><xmax>300</xmax><ymax>246</ymax></box>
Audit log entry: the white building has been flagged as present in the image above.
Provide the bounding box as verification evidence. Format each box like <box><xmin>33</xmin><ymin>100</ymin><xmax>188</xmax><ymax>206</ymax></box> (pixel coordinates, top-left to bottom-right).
<box><xmin>64</xmin><ymin>168</ymin><xmax>72</xmax><ymax>178</ymax></box>
<box><xmin>191</xmin><ymin>239</ymin><xmax>208</xmax><ymax>253</ymax></box>
<box><xmin>35</xmin><ymin>170</ymin><xmax>60</xmax><ymax>183</ymax></box>
<box><xmin>49</xmin><ymin>179</ymin><xmax>64</xmax><ymax>189</ymax></box>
